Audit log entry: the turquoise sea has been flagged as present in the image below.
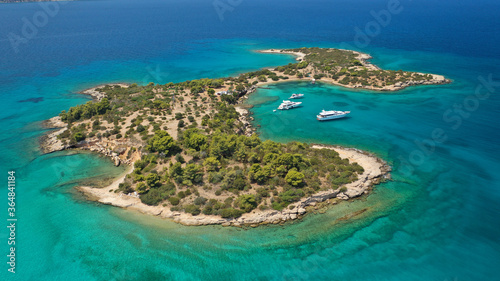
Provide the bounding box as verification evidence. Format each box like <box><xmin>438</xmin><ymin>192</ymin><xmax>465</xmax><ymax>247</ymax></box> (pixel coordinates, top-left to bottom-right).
<box><xmin>1</xmin><ymin>0</ymin><xmax>499</xmax><ymax>280</ymax></box>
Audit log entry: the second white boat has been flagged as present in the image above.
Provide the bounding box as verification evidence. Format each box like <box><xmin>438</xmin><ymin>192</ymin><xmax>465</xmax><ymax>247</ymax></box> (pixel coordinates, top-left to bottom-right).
<box><xmin>289</xmin><ymin>93</ymin><xmax>304</xmax><ymax>99</ymax></box>
<box><xmin>278</xmin><ymin>100</ymin><xmax>302</xmax><ymax>110</ymax></box>
<box><xmin>316</xmin><ymin>109</ymin><xmax>350</xmax><ymax>120</ymax></box>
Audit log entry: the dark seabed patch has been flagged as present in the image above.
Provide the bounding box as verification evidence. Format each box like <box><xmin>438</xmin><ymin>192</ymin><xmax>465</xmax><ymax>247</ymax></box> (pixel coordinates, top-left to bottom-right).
<box><xmin>18</xmin><ymin>97</ymin><xmax>44</xmax><ymax>103</ymax></box>
<box><xmin>333</xmin><ymin>102</ymin><xmax>349</xmax><ymax>107</ymax></box>
<box><xmin>356</xmin><ymin>105</ymin><xmax>370</xmax><ymax>110</ymax></box>
<box><xmin>252</xmin><ymin>95</ymin><xmax>280</xmax><ymax>106</ymax></box>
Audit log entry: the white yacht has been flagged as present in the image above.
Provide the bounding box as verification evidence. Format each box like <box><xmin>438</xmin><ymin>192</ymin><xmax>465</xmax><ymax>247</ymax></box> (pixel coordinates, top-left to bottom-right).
<box><xmin>316</xmin><ymin>109</ymin><xmax>350</xmax><ymax>121</ymax></box>
<box><xmin>289</xmin><ymin>93</ymin><xmax>304</xmax><ymax>99</ymax></box>
<box><xmin>278</xmin><ymin>100</ymin><xmax>302</xmax><ymax>110</ymax></box>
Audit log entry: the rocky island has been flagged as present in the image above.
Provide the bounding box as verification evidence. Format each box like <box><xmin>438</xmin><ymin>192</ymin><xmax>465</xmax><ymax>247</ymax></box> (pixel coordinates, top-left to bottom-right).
<box><xmin>40</xmin><ymin>48</ymin><xmax>448</xmax><ymax>226</ymax></box>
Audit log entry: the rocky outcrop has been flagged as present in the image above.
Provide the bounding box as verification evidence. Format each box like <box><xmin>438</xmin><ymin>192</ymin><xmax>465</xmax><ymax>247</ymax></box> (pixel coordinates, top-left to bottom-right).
<box><xmin>235</xmin><ymin>106</ymin><xmax>257</xmax><ymax>136</ymax></box>
<box><xmin>80</xmin><ymin>83</ymin><xmax>129</xmax><ymax>101</ymax></box>
<box><xmin>393</xmin><ymin>74</ymin><xmax>451</xmax><ymax>88</ymax></box>
<box><xmin>39</xmin><ymin>86</ymin><xmax>134</xmax><ymax>167</ymax></box>
<box><xmin>78</xmin><ymin>141</ymin><xmax>133</xmax><ymax>166</ymax></box>
<box><xmin>40</xmin><ymin>128</ymin><xmax>133</xmax><ymax>166</ymax></box>
<box><xmin>39</xmin><ymin>116</ymin><xmax>69</xmax><ymax>154</ymax></box>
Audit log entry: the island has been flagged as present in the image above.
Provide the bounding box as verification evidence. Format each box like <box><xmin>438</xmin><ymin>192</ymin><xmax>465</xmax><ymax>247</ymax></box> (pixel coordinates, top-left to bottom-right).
<box><xmin>40</xmin><ymin>48</ymin><xmax>448</xmax><ymax>226</ymax></box>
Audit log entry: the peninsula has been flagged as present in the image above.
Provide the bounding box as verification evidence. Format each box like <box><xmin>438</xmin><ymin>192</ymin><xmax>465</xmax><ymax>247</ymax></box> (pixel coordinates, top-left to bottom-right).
<box><xmin>41</xmin><ymin>48</ymin><xmax>448</xmax><ymax>226</ymax></box>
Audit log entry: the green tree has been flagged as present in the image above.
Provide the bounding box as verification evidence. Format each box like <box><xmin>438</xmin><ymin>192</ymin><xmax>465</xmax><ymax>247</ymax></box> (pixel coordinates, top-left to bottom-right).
<box><xmin>183</xmin><ymin>164</ymin><xmax>203</xmax><ymax>185</ymax></box>
<box><xmin>194</xmin><ymin>197</ymin><xmax>207</xmax><ymax>206</ymax></box>
<box><xmin>236</xmin><ymin>194</ymin><xmax>257</xmax><ymax>212</ymax></box>
<box><xmin>136</xmin><ymin>124</ymin><xmax>145</xmax><ymax>132</ymax></box>
<box><xmin>279</xmin><ymin>189</ymin><xmax>305</xmax><ymax>203</ymax></box>
<box><xmin>190</xmin><ymin>86</ymin><xmax>203</xmax><ymax>94</ymax></box>
<box><xmin>202</xmin><ymin>205</ymin><xmax>213</xmax><ymax>215</ymax></box>
<box><xmin>210</xmin><ymin>79</ymin><xmax>223</xmax><ymax>88</ymax></box>
<box><xmin>220</xmin><ymin>208</ymin><xmax>244</xmax><ymax>218</ymax></box>
<box><xmin>147</xmin><ymin>130</ymin><xmax>179</xmax><ymax>155</ymax></box>
<box><xmin>184</xmin><ymin>204</ymin><xmax>201</xmax><ymax>216</ymax></box>
<box><xmin>170</xmin><ymin>162</ymin><xmax>183</xmax><ymax>182</ymax></box>
<box><xmin>203</xmin><ymin>157</ymin><xmax>221</xmax><ymax>172</ymax></box>
<box><xmin>146</xmin><ymin>173</ymin><xmax>161</xmax><ymax>188</ymax></box>
<box><xmin>285</xmin><ymin>169</ymin><xmax>305</xmax><ymax>187</ymax></box>
<box><xmin>96</xmin><ymin>98</ymin><xmax>111</xmax><ymax>114</ymax></box>
<box><xmin>178</xmin><ymin>120</ymin><xmax>185</xmax><ymax>128</ymax></box>
<box><xmin>297</xmin><ymin>61</ymin><xmax>308</xmax><ymax>69</ymax></box>
<box><xmin>276</xmin><ymin>165</ymin><xmax>288</xmax><ymax>177</ymax></box>
<box><xmin>136</xmin><ymin>182</ymin><xmax>148</xmax><ymax>194</ymax></box>
<box><xmin>168</xmin><ymin>196</ymin><xmax>180</xmax><ymax>206</ymax></box>
<box><xmin>73</xmin><ymin>132</ymin><xmax>86</xmax><ymax>142</ymax></box>
<box><xmin>235</xmin><ymin>84</ymin><xmax>245</xmax><ymax>92</ymax></box>
<box><xmin>140</xmin><ymin>189</ymin><xmax>163</xmax><ymax>206</ymax></box>
<box><xmin>186</xmin><ymin>132</ymin><xmax>207</xmax><ymax>151</ymax></box>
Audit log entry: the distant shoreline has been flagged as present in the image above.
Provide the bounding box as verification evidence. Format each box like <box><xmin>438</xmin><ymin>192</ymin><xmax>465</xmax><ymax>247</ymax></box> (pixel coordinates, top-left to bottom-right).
<box><xmin>0</xmin><ymin>0</ymin><xmax>73</xmax><ymax>3</ymax></box>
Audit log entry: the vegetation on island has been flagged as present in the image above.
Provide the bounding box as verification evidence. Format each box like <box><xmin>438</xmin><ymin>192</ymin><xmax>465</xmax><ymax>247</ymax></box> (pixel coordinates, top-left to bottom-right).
<box><xmin>277</xmin><ymin>47</ymin><xmax>437</xmax><ymax>88</ymax></box>
<box><xmin>53</xmin><ymin>47</ymin><xmax>441</xmax><ymax>218</ymax></box>
<box><xmin>56</xmin><ymin>81</ymin><xmax>363</xmax><ymax>218</ymax></box>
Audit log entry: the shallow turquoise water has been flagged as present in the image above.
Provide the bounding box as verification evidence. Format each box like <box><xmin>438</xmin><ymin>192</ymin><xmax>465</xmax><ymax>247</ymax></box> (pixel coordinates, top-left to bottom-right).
<box><xmin>245</xmin><ymin>50</ymin><xmax>500</xmax><ymax>280</ymax></box>
<box><xmin>2</xmin><ymin>48</ymin><xmax>496</xmax><ymax>281</ymax></box>
<box><xmin>0</xmin><ymin>0</ymin><xmax>499</xmax><ymax>280</ymax></box>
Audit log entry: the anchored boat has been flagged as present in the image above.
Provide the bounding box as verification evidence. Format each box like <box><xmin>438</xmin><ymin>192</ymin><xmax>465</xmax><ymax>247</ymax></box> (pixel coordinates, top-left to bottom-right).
<box><xmin>316</xmin><ymin>109</ymin><xmax>350</xmax><ymax>121</ymax></box>
<box><xmin>278</xmin><ymin>100</ymin><xmax>302</xmax><ymax>110</ymax></box>
<box><xmin>289</xmin><ymin>93</ymin><xmax>304</xmax><ymax>99</ymax></box>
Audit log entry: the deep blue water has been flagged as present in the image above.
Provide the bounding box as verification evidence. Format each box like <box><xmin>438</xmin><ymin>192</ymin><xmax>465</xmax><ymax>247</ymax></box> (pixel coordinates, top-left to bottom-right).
<box><xmin>0</xmin><ymin>0</ymin><xmax>499</xmax><ymax>280</ymax></box>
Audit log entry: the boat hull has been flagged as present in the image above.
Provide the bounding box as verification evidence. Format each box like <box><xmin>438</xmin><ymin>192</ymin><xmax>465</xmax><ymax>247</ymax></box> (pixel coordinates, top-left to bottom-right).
<box><xmin>316</xmin><ymin>113</ymin><xmax>348</xmax><ymax>121</ymax></box>
<box><xmin>278</xmin><ymin>105</ymin><xmax>301</xmax><ymax>110</ymax></box>
<box><xmin>278</xmin><ymin>101</ymin><xmax>302</xmax><ymax>110</ymax></box>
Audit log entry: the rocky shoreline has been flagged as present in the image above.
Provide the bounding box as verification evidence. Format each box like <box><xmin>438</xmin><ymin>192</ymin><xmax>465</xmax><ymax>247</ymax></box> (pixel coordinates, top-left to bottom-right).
<box><xmin>76</xmin><ymin>144</ymin><xmax>391</xmax><ymax>227</ymax></box>
<box><xmin>39</xmin><ymin>84</ymin><xmax>137</xmax><ymax>166</ymax></box>
<box><xmin>39</xmin><ymin>116</ymin><xmax>136</xmax><ymax>166</ymax></box>
<box><xmin>39</xmin><ymin>116</ymin><xmax>68</xmax><ymax>154</ymax></box>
